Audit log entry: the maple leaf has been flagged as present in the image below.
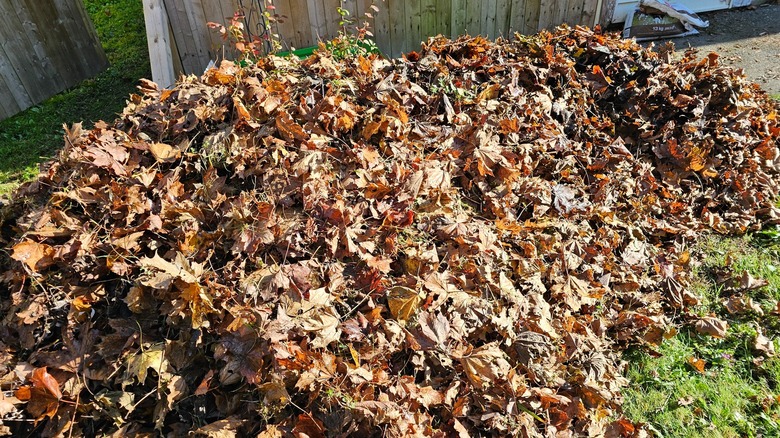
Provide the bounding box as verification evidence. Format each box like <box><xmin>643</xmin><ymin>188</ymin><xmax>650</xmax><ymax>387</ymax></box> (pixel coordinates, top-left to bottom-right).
<box><xmin>123</xmin><ymin>343</ymin><xmax>170</xmax><ymax>388</ymax></box>
<box><xmin>457</xmin><ymin>343</ymin><xmax>511</xmax><ymax>388</ymax></box>
<box><xmin>11</xmin><ymin>240</ymin><xmax>55</xmax><ymax>272</ymax></box>
<box><xmin>283</xmin><ymin>288</ymin><xmax>342</xmax><ymax>349</ymax></box>
<box><xmin>214</xmin><ymin>327</ymin><xmax>266</xmax><ymax>385</ymax></box>
<box><xmin>14</xmin><ymin>367</ymin><xmax>62</xmax><ymax>421</ymax></box>
<box><xmin>387</xmin><ymin>286</ymin><xmax>423</xmax><ymax>321</ymax></box>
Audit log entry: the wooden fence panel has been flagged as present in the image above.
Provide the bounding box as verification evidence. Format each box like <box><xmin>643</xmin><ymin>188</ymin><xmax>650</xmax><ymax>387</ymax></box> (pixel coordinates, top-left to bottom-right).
<box><xmin>523</xmin><ymin>0</ymin><xmax>542</xmax><ymax>34</ymax></box>
<box><xmin>450</xmin><ymin>0</ymin><xmax>466</xmax><ymax>38</ymax></box>
<box><xmin>420</xmin><ymin>0</ymin><xmax>437</xmax><ymax>46</ymax></box>
<box><xmin>434</xmin><ymin>0</ymin><xmax>449</xmax><ymax>36</ymax></box>
<box><xmin>494</xmin><ymin>0</ymin><xmax>512</xmax><ymax>38</ymax></box>
<box><xmin>153</xmin><ymin>0</ymin><xmax>616</xmax><ymax>81</ymax></box>
<box><xmin>0</xmin><ymin>0</ymin><xmax>107</xmax><ymax>121</ymax></box>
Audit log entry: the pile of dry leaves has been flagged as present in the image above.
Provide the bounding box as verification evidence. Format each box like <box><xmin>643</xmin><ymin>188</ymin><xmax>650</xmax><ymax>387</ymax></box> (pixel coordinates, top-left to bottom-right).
<box><xmin>1</xmin><ymin>26</ymin><xmax>779</xmax><ymax>436</ymax></box>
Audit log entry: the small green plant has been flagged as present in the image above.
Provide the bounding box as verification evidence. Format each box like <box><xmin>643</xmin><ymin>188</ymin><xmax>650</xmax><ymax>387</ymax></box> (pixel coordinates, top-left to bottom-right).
<box><xmin>325</xmin><ymin>0</ymin><xmax>382</xmax><ymax>60</ymax></box>
<box><xmin>207</xmin><ymin>0</ymin><xmax>283</xmax><ymax>64</ymax></box>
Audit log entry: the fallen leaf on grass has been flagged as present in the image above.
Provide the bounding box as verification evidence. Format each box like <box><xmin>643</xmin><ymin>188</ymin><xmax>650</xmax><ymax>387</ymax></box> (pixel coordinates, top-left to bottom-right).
<box><xmin>687</xmin><ymin>357</ymin><xmax>706</xmax><ymax>373</ymax></box>
<box><xmin>677</xmin><ymin>396</ymin><xmax>695</xmax><ymax>406</ymax></box>
<box><xmin>755</xmin><ymin>328</ymin><xmax>776</xmax><ymax>357</ymax></box>
<box><xmin>694</xmin><ymin>317</ymin><xmax>728</xmax><ymax>338</ymax></box>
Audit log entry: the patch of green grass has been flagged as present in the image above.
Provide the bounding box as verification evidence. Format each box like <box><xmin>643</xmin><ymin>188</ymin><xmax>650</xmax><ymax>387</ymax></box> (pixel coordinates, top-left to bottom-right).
<box><xmin>0</xmin><ymin>0</ymin><xmax>149</xmax><ymax>197</ymax></box>
<box><xmin>623</xmin><ymin>234</ymin><xmax>780</xmax><ymax>437</ymax></box>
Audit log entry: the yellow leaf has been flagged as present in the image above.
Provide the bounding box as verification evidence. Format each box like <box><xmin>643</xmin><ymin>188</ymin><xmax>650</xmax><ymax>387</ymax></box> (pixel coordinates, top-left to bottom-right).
<box><xmin>387</xmin><ymin>286</ymin><xmax>422</xmax><ymax>321</ymax></box>
<box><xmin>349</xmin><ymin>344</ymin><xmax>360</xmax><ymax>367</ymax></box>
<box><xmin>124</xmin><ymin>343</ymin><xmax>168</xmax><ymax>387</ymax></box>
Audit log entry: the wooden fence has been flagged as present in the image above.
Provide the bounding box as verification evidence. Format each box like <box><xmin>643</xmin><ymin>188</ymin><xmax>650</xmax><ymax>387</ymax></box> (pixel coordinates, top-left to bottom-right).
<box><xmin>0</xmin><ymin>0</ymin><xmax>108</xmax><ymax>121</ymax></box>
<box><xmin>146</xmin><ymin>0</ymin><xmax>614</xmax><ymax>87</ymax></box>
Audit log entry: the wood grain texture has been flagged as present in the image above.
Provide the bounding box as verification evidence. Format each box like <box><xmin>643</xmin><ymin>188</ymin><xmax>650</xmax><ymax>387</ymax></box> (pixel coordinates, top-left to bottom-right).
<box><xmin>0</xmin><ymin>0</ymin><xmax>107</xmax><ymax>121</ymax></box>
<box><xmin>143</xmin><ymin>0</ymin><xmax>176</xmax><ymax>88</ymax></box>
<box><xmin>524</xmin><ymin>0</ymin><xmax>541</xmax><ymax>32</ymax></box>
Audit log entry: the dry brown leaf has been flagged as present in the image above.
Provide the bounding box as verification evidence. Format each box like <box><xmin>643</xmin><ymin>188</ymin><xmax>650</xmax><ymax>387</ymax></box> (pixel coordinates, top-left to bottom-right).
<box><xmin>193</xmin><ymin>416</ymin><xmax>245</xmax><ymax>437</ymax></box>
<box><xmin>149</xmin><ymin>142</ymin><xmax>181</xmax><ymax>162</ymax></box>
<box><xmin>14</xmin><ymin>367</ymin><xmax>62</xmax><ymax>420</ymax></box>
<box><xmin>11</xmin><ymin>240</ymin><xmax>55</xmax><ymax>272</ymax></box>
<box><xmin>687</xmin><ymin>357</ymin><xmax>706</xmax><ymax>373</ymax></box>
<box><xmin>755</xmin><ymin>328</ymin><xmax>776</xmax><ymax>357</ymax></box>
<box><xmin>458</xmin><ymin>343</ymin><xmax>510</xmax><ymax>388</ymax></box>
<box><xmin>694</xmin><ymin>317</ymin><xmax>729</xmax><ymax>338</ymax></box>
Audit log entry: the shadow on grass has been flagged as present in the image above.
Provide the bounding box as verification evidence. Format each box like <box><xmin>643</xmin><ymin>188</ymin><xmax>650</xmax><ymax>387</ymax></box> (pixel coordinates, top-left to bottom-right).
<box><xmin>0</xmin><ymin>0</ymin><xmax>150</xmax><ymax>195</ymax></box>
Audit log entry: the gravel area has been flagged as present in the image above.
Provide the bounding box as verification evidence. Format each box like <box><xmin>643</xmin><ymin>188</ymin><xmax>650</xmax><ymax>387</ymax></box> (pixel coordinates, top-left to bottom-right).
<box><xmin>643</xmin><ymin>3</ymin><xmax>780</xmax><ymax>95</ymax></box>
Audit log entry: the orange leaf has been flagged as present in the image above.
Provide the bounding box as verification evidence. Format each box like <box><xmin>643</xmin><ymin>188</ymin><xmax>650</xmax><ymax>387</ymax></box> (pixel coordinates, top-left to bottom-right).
<box><xmin>687</xmin><ymin>356</ymin><xmax>706</xmax><ymax>373</ymax></box>
<box><xmin>20</xmin><ymin>368</ymin><xmax>62</xmax><ymax>420</ymax></box>
<box><xmin>11</xmin><ymin>240</ymin><xmax>55</xmax><ymax>272</ymax></box>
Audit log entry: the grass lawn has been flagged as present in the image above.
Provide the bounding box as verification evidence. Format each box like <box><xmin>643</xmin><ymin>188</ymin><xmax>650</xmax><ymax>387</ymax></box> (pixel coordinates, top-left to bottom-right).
<box><xmin>622</xmin><ymin>234</ymin><xmax>780</xmax><ymax>436</ymax></box>
<box><xmin>0</xmin><ymin>0</ymin><xmax>149</xmax><ymax>196</ymax></box>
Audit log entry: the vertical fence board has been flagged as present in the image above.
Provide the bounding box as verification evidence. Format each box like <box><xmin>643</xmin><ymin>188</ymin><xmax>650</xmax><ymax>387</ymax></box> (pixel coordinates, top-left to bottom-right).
<box><xmin>0</xmin><ymin>75</ymin><xmax>17</xmax><ymax>119</ymax></box>
<box><xmin>165</xmin><ymin>0</ymin><xmax>202</xmax><ymax>73</ymax></box>
<box><xmin>322</xmin><ymin>0</ymin><xmax>341</xmax><ymax>39</ymax></box>
<box><xmin>306</xmin><ymin>0</ymin><xmax>325</xmax><ymax>43</ymax></box>
<box><xmin>450</xmin><ymin>0</ymin><xmax>466</xmax><ymax>37</ymax></box>
<box><xmin>465</xmin><ymin>0</ymin><xmax>481</xmax><ymax>36</ymax></box>
<box><xmin>18</xmin><ymin>0</ymin><xmax>76</xmax><ymax>88</ymax></box>
<box><xmin>0</xmin><ymin>43</ymin><xmax>31</xmax><ymax>112</ymax></box>
<box><xmin>421</xmin><ymin>0</ymin><xmax>437</xmax><ymax>45</ymax></box>
<box><xmin>54</xmin><ymin>0</ymin><xmax>103</xmax><ymax>77</ymax></box>
<box><xmin>579</xmin><ymin>0</ymin><xmax>600</xmax><ymax>27</ymax></box>
<box><xmin>406</xmin><ymin>0</ymin><xmax>421</xmax><ymax>51</ymax></box>
<box><xmin>551</xmin><ymin>0</ymin><xmax>569</xmax><ymax>28</ymax></box>
<box><xmin>0</xmin><ymin>0</ymin><xmax>107</xmax><ymax>121</ymax></box>
<box><xmin>289</xmin><ymin>0</ymin><xmax>313</xmax><ymax>47</ymax></box>
<box><xmin>143</xmin><ymin>0</ymin><xmax>176</xmax><ymax>88</ymax></box>
<box><xmin>565</xmin><ymin>0</ymin><xmax>584</xmax><ymax>24</ymax></box>
<box><xmin>372</xmin><ymin>0</ymin><xmax>391</xmax><ymax>54</ymax></box>
<box><xmin>494</xmin><ymin>0</ymin><xmax>512</xmax><ymax>38</ymax></box>
<box><xmin>0</xmin><ymin>4</ymin><xmax>50</xmax><ymax>103</ymax></box>
<box><xmin>181</xmin><ymin>0</ymin><xmax>211</xmax><ymax>72</ymax></box>
<box><xmin>537</xmin><ymin>0</ymin><xmax>555</xmax><ymax>30</ymax></box>
<box><xmin>508</xmin><ymin>0</ymin><xmax>526</xmax><ymax>33</ymax></box>
<box><xmin>435</xmin><ymin>0</ymin><xmax>451</xmax><ymax>37</ymax></box>
<box><xmin>523</xmin><ymin>0</ymin><xmax>541</xmax><ymax>32</ymax></box>
<box><xmin>387</xmin><ymin>0</ymin><xmax>405</xmax><ymax>54</ymax></box>
<box><xmin>274</xmin><ymin>0</ymin><xmax>297</xmax><ymax>50</ymax></box>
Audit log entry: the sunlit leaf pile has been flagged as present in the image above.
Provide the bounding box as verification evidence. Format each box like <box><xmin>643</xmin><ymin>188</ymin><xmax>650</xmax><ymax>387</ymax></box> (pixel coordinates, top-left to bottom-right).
<box><xmin>2</xmin><ymin>26</ymin><xmax>780</xmax><ymax>436</ymax></box>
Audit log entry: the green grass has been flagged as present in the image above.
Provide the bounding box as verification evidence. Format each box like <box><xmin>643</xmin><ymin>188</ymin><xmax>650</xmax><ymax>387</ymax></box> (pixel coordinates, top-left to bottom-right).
<box><xmin>623</xmin><ymin>234</ymin><xmax>780</xmax><ymax>437</ymax></box>
<box><xmin>0</xmin><ymin>0</ymin><xmax>149</xmax><ymax>196</ymax></box>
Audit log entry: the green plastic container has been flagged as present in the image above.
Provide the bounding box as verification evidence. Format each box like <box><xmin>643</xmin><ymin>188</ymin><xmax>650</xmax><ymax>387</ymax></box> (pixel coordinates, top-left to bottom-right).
<box><xmin>278</xmin><ymin>46</ymin><xmax>318</xmax><ymax>59</ymax></box>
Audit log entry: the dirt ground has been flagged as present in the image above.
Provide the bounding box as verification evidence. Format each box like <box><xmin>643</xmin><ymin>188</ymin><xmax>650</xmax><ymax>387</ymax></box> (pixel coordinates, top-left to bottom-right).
<box><xmin>637</xmin><ymin>3</ymin><xmax>780</xmax><ymax>96</ymax></box>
